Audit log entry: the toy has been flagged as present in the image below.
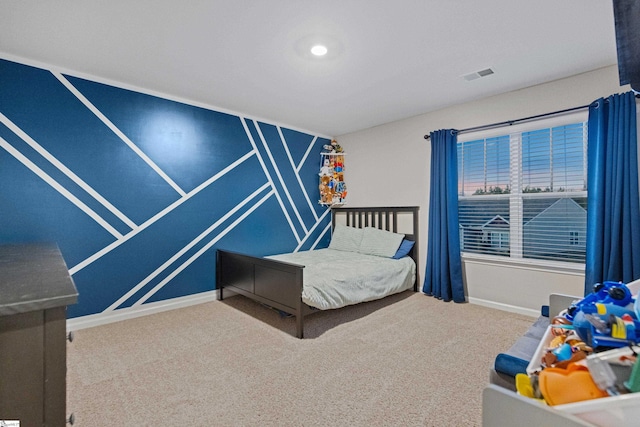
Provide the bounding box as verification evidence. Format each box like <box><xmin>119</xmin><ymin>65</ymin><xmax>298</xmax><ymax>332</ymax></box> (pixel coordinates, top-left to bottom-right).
<box><xmin>538</xmin><ymin>363</ymin><xmax>608</xmax><ymax>405</ymax></box>
<box><xmin>561</xmin><ymin>281</ymin><xmax>639</xmax><ymax>348</ymax></box>
<box><xmin>624</xmin><ymin>351</ymin><xmax>640</xmax><ymax>392</ymax></box>
<box><xmin>566</xmin><ymin>281</ymin><xmax>634</xmax><ymax>321</ymax></box>
<box><xmin>319</xmin><ymin>175</ymin><xmax>333</xmax><ymax>204</ymax></box>
<box><xmin>572</xmin><ymin>310</ymin><xmax>640</xmax><ymax>348</ymax></box>
<box><xmin>542</xmin><ymin>330</ymin><xmax>592</xmax><ymax>368</ymax></box>
<box><xmin>551</xmin><ymin>315</ymin><xmax>573</xmax><ymax>337</ymax></box>
<box><xmin>322</xmin><ymin>139</ymin><xmax>344</xmax><ymax>153</ymax></box>
<box><xmin>318</xmin><ymin>144</ymin><xmax>346</xmax><ymax>206</ymax></box>
<box><xmin>334</xmin><ymin>160</ymin><xmax>343</xmax><ymax>173</ymax></box>
<box><xmin>586</xmin><ymin>353</ymin><xmax>620</xmax><ymax>396</ymax></box>
<box><xmin>319</xmin><ymin>158</ymin><xmax>332</xmax><ymax>177</ymax></box>
<box><xmin>515</xmin><ymin>373</ymin><xmax>544</xmax><ymax>402</ymax></box>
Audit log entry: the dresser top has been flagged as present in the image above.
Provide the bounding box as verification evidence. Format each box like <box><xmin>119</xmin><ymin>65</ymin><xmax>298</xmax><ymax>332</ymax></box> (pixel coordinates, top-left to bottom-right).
<box><xmin>0</xmin><ymin>243</ymin><xmax>78</xmax><ymax>316</ymax></box>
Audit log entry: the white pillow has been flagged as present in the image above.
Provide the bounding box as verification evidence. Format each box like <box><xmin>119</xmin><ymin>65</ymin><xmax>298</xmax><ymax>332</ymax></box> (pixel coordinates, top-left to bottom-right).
<box><xmin>329</xmin><ymin>224</ymin><xmax>364</xmax><ymax>252</ymax></box>
<box><xmin>358</xmin><ymin>227</ymin><xmax>405</xmax><ymax>258</ymax></box>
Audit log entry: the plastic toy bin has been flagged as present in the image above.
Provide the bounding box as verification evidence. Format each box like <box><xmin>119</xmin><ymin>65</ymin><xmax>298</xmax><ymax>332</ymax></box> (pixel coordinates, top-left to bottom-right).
<box><xmin>526</xmin><ymin>325</ymin><xmax>553</xmax><ymax>375</ymax></box>
<box><xmin>554</xmin><ymin>393</ymin><xmax>640</xmax><ymax>427</ymax></box>
<box><xmin>525</xmin><ymin>326</ymin><xmax>640</xmax><ymax>426</ymax></box>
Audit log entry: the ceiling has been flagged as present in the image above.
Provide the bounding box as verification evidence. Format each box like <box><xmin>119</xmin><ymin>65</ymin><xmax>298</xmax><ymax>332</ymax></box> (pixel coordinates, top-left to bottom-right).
<box><xmin>0</xmin><ymin>1</ymin><xmax>619</xmax><ymax>136</ymax></box>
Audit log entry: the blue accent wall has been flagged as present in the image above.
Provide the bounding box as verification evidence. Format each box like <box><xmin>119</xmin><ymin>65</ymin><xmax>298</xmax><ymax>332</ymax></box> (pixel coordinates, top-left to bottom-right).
<box><xmin>0</xmin><ymin>58</ymin><xmax>332</xmax><ymax>318</ymax></box>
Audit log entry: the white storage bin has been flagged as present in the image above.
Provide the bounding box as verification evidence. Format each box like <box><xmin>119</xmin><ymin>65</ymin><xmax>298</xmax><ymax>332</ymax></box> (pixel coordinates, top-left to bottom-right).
<box><xmin>554</xmin><ymin>392</ymin><xmax>640</xmax><ymax>427</ymax></box>
<box><xmin>626</xmin><ymin>278</ymin><xmax>640</xmax><ymax>296</ymax></box>
<box><xmin>527</xmin><ymin>325</ymin><xmax>553</xmax><ymax>375</ymax></box>
<box><xmin>528</xmin><ymin>336</ymin><xmax>640</xmax><ymax>426</ymax></box>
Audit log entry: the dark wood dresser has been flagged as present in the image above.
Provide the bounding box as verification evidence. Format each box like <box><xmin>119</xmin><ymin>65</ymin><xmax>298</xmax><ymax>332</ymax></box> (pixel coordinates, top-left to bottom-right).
<box><xmin>0</xmin><ymin>243</ymin><xmax>78</xmax><ymax>426</ymax></box>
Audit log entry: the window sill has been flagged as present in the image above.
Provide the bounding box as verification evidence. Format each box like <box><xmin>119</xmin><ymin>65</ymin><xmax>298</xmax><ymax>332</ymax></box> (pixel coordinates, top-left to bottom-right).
<box><xmin>461</xmin><ymin>252</ymin><xmax>585</xmax><ymax>276</ymax></box>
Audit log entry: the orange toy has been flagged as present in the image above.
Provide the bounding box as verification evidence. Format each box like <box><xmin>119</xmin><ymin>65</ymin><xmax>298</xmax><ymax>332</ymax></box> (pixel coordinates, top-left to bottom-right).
<box><xmin>538</xmin><ymin>363</ymin><xmax>608</xmax><ymax>405</ymax></box>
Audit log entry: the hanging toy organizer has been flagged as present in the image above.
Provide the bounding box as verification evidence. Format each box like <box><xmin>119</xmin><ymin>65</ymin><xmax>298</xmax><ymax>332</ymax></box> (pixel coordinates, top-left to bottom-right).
<box><xmin>318</xmin><ymin>152</ymin><xmax>347</xmax><ymax>206</ymax></box>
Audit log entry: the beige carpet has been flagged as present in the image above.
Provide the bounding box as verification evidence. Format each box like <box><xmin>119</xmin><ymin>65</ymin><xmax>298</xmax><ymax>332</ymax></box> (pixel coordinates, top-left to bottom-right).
<box><xmin>66</xmin><ymin>292</ymin><xmax>535</xmax><ymax>426</ymax></box>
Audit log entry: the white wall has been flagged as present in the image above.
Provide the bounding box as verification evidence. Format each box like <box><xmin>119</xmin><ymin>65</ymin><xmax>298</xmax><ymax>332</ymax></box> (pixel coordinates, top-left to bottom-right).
<box><xmin>338</xmin><ymin>65</ymin><xmax>630</xmax><ymax>316</ymax></box>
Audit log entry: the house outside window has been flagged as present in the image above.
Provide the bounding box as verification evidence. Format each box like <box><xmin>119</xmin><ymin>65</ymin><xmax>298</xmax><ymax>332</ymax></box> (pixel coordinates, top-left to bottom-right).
<box><xmin>457</xmin><ymin>112</ymin><xmax>588</xmax><ymax>264</ymax></box>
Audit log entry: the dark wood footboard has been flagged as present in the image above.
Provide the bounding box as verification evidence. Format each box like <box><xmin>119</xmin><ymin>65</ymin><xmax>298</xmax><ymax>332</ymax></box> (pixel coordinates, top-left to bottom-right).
<box><xmin>216</xmin><ymin>249</ymin><xmax>312</xmax><ymax>338</ymax></box>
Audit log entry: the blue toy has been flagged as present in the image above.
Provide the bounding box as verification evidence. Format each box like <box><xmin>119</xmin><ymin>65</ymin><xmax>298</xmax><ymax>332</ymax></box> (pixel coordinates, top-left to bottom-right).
<box><xmin>551</xmin><ymin>342</ymin><xmax>575</xmax><ymax>362</ymax></box>
<box><xmin>573</xmin><ymin>311</ymin><xmax>640</xmax><ymax>348</ymax></box>
<box><xmin>567</xmin><ymin>282</ymin><xmax>639</xmax><ymax>349</ymax></box>
<box><xmin>566</xmin><ymin>281</ymin><xmax>634</xmax><ymax>321</ymax></box>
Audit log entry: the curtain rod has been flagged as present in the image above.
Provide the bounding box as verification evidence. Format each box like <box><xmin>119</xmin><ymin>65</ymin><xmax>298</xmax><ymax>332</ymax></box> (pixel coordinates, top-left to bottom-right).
<box><xmin>423</xmin><ymin>93</ymin><xmax>640</xmax><ymax>140</ymax></box>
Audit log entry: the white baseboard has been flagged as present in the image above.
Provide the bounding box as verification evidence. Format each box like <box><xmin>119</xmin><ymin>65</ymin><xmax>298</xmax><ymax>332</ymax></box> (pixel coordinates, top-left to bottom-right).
<box><xmin>66</xmin><ymin>291</ymin><xmax>218</xmax><ymax>332</ymax></box>
<box><xmin>66</xmin><ymin>291</ymin><xmax>538</xmax><ymax>332</ymax></box>
<box><xmin>468</xmin><ymin>297</ymin><xmax>539</xmax><ymax>318</ymax></box>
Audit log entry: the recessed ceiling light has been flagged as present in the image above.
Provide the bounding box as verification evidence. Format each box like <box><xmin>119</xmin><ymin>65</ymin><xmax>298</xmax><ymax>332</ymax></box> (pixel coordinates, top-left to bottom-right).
<box><xmin>310</xmin><ymin>45</ymin><xmax>328</xmax><ymax>56</ymax></box>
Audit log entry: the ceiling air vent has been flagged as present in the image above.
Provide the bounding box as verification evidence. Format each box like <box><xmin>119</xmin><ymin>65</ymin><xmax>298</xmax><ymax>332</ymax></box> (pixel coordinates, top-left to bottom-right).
<box><xmin>462</xmin><ymin>68</ymin><xmax>495</xmax><ymax>81</ymax></box>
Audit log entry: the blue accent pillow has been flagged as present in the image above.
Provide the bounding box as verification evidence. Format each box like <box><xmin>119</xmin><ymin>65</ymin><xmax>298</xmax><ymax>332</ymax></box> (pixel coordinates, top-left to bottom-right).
<box><xmin>392</xmin><ymin>239</ymin><xmax>415</xmax><ymax>259</ymax></box>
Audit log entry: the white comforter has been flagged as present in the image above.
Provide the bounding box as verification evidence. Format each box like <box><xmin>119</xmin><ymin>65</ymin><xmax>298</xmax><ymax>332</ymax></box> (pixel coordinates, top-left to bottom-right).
<box><xmin>267</xmin><ymin>248</ymin><xmax>416</xmax><ymax>310</ymax></box>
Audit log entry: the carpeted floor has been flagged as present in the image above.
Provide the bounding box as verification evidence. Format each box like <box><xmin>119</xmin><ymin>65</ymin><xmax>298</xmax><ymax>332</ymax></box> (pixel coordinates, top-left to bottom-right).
<box><xmin>66</xmin><ymin>291</ymin><xmax>535</xmax><ymax>426</ymax></box>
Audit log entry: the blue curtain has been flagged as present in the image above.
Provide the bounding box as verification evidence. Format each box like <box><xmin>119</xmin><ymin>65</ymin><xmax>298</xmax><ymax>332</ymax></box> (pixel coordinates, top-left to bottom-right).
<box><xmin>585</xmin><ymin>92</ymin><xmax>640</xmax><ymax>295</ymax></box>
<box><xmin>423</xmin><ymin>129</ymin><xmax>465</xmax><ymax>302</ymax></box>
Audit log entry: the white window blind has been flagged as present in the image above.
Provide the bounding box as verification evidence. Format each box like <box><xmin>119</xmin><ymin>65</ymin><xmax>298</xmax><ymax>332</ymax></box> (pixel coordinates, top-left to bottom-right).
<box><xmin>458</xmin><ymin>121</ymin><xmax>587</xmax><ymax>263</ymax></box>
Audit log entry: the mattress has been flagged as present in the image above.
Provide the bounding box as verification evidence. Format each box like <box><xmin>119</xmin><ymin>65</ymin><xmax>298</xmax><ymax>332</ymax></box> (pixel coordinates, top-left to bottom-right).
<box><xmin>267</xmin><ymin>248</ymin><xmax>415</xmax><ymax>310</ymax></box>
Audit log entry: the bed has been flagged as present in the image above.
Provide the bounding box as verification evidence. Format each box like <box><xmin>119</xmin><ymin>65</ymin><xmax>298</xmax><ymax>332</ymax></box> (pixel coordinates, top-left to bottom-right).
<box><xmin>216</xmin><ymin>206</ymin><xmax>420</xmax><ymax>338</ymax></box>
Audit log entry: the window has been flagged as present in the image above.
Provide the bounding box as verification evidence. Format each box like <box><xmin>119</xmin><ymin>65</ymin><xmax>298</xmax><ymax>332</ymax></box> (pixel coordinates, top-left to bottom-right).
<box><xmin>569</xmin><ymin>231</ymin><xmax>580</xmax><ymax>246</ymax></box>
<box><xmin>458</xmin><ymin>115</ymin><xmax>587</xmax><ymax>264</ymax></box>
<box><xmin>490</xmin><ymin>231</ymin><xmax>510</xmax><ymax>251</ymax></box>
